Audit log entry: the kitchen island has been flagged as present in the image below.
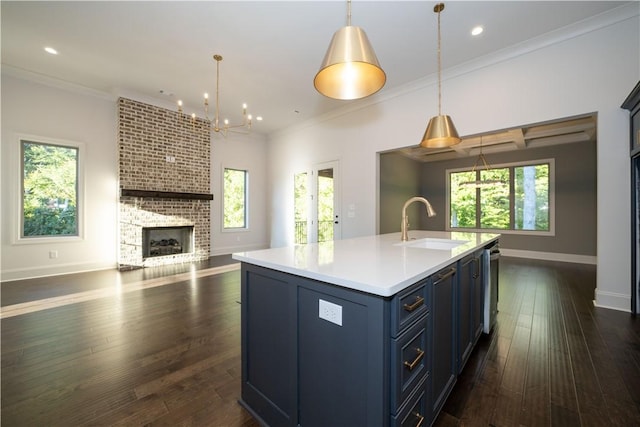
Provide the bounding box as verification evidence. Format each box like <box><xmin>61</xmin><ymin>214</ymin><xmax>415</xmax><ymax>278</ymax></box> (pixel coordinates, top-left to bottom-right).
<box><xmin>233</xmin><ymin>230</ymin><xmax>499</xmax><ymax>427</ymax></box>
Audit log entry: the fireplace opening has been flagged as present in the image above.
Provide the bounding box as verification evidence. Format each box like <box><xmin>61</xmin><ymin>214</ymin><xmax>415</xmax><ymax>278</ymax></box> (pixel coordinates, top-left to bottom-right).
<box><xmin>142</xmin><ymin>226</ymin><xmax>194</xmax><ymax>259</ymax></box>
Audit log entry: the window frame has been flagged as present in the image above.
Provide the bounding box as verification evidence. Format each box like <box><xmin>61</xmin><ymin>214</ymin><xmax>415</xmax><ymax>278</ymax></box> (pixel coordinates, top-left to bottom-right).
<box><xmin>445</xmin><ymin>158</ymin><xmax>555</xmax><ymax>236</ymax></box>
<box><xmin>221</xmin><ymin>166</ymin><xmax>249</xmax><ymax>231</ymax></box>
<box><xmin>15</xmin><ymin>135</ymin><xmax>85</xmax><ymax>245</ymax></box>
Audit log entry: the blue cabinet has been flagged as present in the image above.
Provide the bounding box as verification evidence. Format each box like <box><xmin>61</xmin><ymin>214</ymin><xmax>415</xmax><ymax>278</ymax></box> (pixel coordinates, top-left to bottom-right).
<box><xmin>430</xmin><ymin>265</ymin><xmax>457</xmax><ymax>419</ymax></box>
<box><xmin>240</xmin><ymin>256</ymin><xmax>487</xmax><ymax>426</ymax></box>
<box><xmin>457</xmin><ymin>250</ymin><xmax>484</xmax><ymax>373</ymax></box>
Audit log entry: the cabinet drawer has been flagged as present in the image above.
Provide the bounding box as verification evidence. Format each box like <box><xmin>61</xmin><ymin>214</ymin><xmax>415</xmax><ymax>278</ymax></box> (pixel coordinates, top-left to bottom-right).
<box><xmin>391</xmin><ymin>279</ymin><xmax>429</xmax><ymax>337</ymax></box>
<box><xmin>390</xmin><ymin>313</ymin><xmax>429</xmax><ymax>410</ymax></box>
<box><xmin>391</xmin><ymin>375</ymin><xmax>429</xmax><ymax>427</ymax></box>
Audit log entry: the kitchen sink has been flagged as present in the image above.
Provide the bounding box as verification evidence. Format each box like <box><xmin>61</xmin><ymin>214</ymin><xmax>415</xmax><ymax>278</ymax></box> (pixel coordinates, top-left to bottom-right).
<box><xmin>394</xmin><ymin>237</ymin><xmax>469</xmax><ymax>250</ymax></box>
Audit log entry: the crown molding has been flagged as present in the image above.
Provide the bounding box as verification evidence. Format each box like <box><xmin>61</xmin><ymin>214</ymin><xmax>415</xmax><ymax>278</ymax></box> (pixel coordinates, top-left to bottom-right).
<box><xmin>1</xmin><ymin>64</ymin><xmax>115</xmax><ymax>101</ymax></box>
<box><xmin>272</xmin><ymin>2</ymin><xmax>639</xmax><ymax>139</ymax></box>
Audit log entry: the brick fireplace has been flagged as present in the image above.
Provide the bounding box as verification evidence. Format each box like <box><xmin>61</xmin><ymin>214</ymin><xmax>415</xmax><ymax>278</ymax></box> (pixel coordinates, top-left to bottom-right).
<box><xmin>118</xmin><ymin>97</ymin><xmax>212</xmax><ymax>269</ymax></box>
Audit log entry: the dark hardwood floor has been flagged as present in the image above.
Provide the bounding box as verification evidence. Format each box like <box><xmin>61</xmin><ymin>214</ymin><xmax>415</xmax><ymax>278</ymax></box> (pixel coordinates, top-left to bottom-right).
<box><xmin>1</xmin><ymin>256</ymin><xmax>639</xmax><ymax>426</ymax></box>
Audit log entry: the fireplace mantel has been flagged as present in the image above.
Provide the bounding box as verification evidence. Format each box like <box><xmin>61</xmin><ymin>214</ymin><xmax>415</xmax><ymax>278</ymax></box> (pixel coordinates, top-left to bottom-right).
<box><xmin>121</xmin><ymin>189</ymin><xmax>213</xmax><ymax>200</ymax></box>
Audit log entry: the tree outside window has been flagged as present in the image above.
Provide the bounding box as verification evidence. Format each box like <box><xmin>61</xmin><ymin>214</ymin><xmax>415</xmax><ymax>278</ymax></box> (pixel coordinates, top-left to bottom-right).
<box><xmin>316</xmin><ymin>170</ymin><xmax>334</xmax><ymax>243</ymax></box>
<box><xmin>514</xmin><ymin>164</ymin><xmax>549</xmax><ymax>230</ymax></box>
<box><xmin>294</xmin><ymin>172</ymin><xmax>308</xmax><ymax>244</ymax></box>
<box><xmin>479</xmin><ymin>168</ymin><xmax>510</xmax><ymax>229</ymax></box>
<box><xmin>21</xmin><ymin>140</ymin><xmax>78</xmax><ymax>237</ymax></box>
<box><xmin>449</xmin><ymin>162</ymin><xmax>550</xmax><ymax>232</ymax></box>
<box><xmin>223</xmin><ymin>168</ymin><xmax>247</xmax><ymax>229</ymax></box>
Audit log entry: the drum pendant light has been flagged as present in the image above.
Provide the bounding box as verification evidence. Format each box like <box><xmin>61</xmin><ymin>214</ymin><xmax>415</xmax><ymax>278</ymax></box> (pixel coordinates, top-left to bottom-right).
<box><xmin>420</xmin><ymin>3</ymin><xmax>461</xmax><ymax>148</ymax></box>
<box><xmin>314</xmin><ymin>0</ymin><xmax>386</xmax><ymax>100</ymax></box>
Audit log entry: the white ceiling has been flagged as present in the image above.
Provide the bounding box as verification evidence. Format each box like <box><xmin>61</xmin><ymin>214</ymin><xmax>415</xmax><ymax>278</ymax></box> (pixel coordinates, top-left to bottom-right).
<box><xmin>1</xmin><ymin>1</ymin><xmax>629</xmax><ymax>136</ymax></box>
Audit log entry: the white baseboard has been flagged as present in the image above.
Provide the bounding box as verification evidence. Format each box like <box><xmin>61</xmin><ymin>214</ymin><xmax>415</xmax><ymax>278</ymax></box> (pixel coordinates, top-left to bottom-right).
<box><xmin>499</xmin><ymin>248</ymin><xmax>597</xmax><ymax>265</ymax></box>
<box><xmin>501</xmin><ymin>249</ymin><xmax>631</xmax><ymax>312</ymax></box>
<box><xmin>593</xmin><ymin>289</ymin><xmax>631</xmax><ymax>313</ymax></box>
<box><xmin>1</xmin><ymin>261</ymin><xmax>117</xmax><ymax>283</ymax></box>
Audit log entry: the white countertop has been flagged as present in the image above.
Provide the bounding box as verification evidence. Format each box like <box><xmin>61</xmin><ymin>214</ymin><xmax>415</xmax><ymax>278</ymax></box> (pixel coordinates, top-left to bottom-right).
<box><xmin>232</xmin><ymin>231</ymin><xmax>500</xmax><ymax>297</ymax></box>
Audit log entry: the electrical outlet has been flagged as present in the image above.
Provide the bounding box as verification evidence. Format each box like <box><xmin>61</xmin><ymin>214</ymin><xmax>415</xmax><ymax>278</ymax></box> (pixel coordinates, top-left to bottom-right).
<box><xmin>49</xmin><ymin>250</ymin><xmax>58</xmax><ymax>259</ymax></box>
<box><xmin>318</xmin><ymin>299</ymin><xmax>342</xmax><ymax>326</ymax></box>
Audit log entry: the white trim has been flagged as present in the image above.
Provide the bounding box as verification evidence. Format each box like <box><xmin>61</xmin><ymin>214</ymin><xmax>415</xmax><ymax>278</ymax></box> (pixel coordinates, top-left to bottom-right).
<box><xmin>1</xmin><ymin>65</ymin><xmax>115</xmax><ymax>101</ymax></box>
<box><xmin>1</xmin><ymin>261</ymin><xmax>117</xmax><ymax>283</ymax></box>
<box><xmin>594</xmin><ymin>289</ymin><xmax>631</xmax><ymax>313</ymax></box>
<box><xmin>310</xmin><ymin>160</ymin><xmax>341</xmax><ymax>243</ymax></box>
<box><xmin>221</xmin><ymin>166</ymin><xmax>249</xmax><ymax>232</ymax></box>
<box><xmin>270</xmin><ymin>3</ymin><xmax>640</xmax><ymax>140</ymax></box>
<box><xmin>500</xmin><ymin>248</ymin><xmax>596</xmax><ymax>265</ymax></box>
<box><xmin>446</xmin><ymin>158</ymin><xmax>555</xmax><ymax>235</ymax></box>
<box><xmin>12</xmin><ymin>134</ymin><xmax>86</xmax><ymax>245</ymax></box>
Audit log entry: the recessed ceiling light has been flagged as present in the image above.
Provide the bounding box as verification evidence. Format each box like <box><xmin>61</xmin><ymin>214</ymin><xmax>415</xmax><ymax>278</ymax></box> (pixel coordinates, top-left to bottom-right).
<box><xmin>471</xmin><ymin>26</ymin><xmax>484</xmax><ymax>36</ymax></box>
<box><xmin>44</xmin><ymin>46</ymin><xmax>58</xmax><ymax>55</ymax></box>
<box><xmin>256</xmin><ymin>116</ymin><xmax>263</xmax><ymax>121</ymax></box>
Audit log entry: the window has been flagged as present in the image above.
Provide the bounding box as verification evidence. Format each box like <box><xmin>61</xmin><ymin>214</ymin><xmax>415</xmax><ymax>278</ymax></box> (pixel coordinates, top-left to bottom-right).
<box><xmin>316</xmin><ymin>168</ymin><xmax>335</xmax><ymax>242</ymax></box>
<box><xmin>294</xmin><ymin>172</ymin><xmax>308</xmax><ymax>244</ymax></box>
<box><xmin>448</xmin><ymin>160</ymin><xmax>552</xmax><ymax>234</ymax></box>
<box><xmin>223</xmin><ymin>168</ymin><xmax>248</xmax><ymax>229</ymax></box>
<box><xmin>21</xmin><ymin>140</ymin><xmax>79</xmax><ymax>238</ymax></box>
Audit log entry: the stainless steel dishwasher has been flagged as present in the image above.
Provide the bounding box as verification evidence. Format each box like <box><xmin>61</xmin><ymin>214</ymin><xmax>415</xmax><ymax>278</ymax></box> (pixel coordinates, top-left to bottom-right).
<box><xmin>483</xmin><ymin>241</ymin><xmax>500</xmax><ymax>334</ymax></box>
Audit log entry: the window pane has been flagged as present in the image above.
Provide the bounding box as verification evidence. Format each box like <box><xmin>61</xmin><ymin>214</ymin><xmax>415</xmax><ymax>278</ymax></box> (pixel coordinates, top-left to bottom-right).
<box><xmin>22</xmin><ymin>141</ymin><xmax>78</xmax><ymax>237</ymax></box>
<box><xmin>479</xmin><ymin>168</ymin><xmax>510</xmax><ymax>229</ymax></box>
<box><xmin>450</xmin><ymin>171</ymin><xmax>477</xmax><ymax>228</ymax></box>
<box><xmin>294</xmin><ymin>172</ymin><xmax>308</xmax><ymax>244</ymax></box>
<box><xmin>317</xmin><ymin>169</ymin><xmax>334</xmax><ymax>242</ymax></box>
<box><xmin>514</xmin><ymin>164</ymin><xmax>549</xmax><ymax>231</ymax></box>
<box><xmin>223</xmin><ymin>168</ymin><xmax>247</xmax><ymax>229</ymax></box>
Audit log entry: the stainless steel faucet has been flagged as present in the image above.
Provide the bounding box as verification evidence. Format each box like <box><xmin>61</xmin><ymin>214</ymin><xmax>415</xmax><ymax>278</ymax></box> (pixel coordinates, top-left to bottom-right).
<box><xmin>401</xmin><ymin>197</ymin><xmax>436</xmax><ymax>241</ymax></box>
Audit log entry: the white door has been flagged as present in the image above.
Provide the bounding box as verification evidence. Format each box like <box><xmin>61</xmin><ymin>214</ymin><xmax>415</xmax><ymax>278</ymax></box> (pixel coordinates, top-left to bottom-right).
<box><xmin>309</xmin><ymin>161</ymin><xmax>341</xmax><ymax>243</ymax></box>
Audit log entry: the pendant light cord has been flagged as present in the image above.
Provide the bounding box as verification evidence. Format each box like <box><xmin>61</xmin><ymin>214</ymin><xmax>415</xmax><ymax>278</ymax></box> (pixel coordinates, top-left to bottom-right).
<box><xmin>215</xmin><ymin>57</ymin><xmax>221</xmax><ymax>129</ymax></box>
<box><xmin>347</xmin><ymin>0</ymin><xmax>352</xmax><ymax>26</ymax></box>
<box><xmin>437</xmin><ymin>5</ymin><xmax>442</xmax><ymax>116</ymax></box>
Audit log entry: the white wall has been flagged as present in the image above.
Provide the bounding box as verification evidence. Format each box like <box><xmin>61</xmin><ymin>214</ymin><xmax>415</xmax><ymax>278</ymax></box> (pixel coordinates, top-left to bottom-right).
<box><xmin>1</xmin><ymin>74</ymin><xmax>118</xmax><ymax>280</ymax></box>
<box><xmin>0</xmin><ymin>73</ymin><xmax>271</xmax><ymax>280</ymax></box>
<box><xmin>267</xmin><ymin>6</ymin><xmax>639</xmax><ymax>312</ymax></box>
<box><xmin>211</xmin><ymin>131</ymin><xmax>269</xmax><ymax>255</ymax></box>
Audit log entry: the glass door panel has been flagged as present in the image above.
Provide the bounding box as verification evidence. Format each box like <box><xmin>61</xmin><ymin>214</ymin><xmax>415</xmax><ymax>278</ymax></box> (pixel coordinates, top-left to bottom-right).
<box><xmin>317</xmin><ymin>167</ymin><xmax>335</xmax><ymax>242</ymax></box>
<box><xmin>311</xmin><ymin>161</ymin><xmax>340</xmax><ymax>243</ymax></box>
<box><xmin>294</xmin><ymin>172</ymin><xmax>308</xmax><ymax>244</ymax></box>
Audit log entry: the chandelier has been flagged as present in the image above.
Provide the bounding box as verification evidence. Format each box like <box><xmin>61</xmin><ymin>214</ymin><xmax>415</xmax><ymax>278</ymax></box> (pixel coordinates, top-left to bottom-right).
<box><xmin>460</xmin><ymin>136</ymin><xmax>506</xmax><ymax>188</ymax></box>
<box><xmin>178</xmin><ymin>54</ymin><xmax>260</xmax><ymax>136</ymax></box>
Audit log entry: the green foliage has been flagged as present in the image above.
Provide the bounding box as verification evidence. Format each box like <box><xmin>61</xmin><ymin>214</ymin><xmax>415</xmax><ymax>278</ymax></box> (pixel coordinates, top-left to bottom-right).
<box><xmin>294</xmin><ymin>173</ymin><xmax>308</xmax><ymax>244</ymax></box>
<box><xmin>223</xmin><ymin>168</ymin><xmax>247</xmax><ymax>228</ymax></box>
<box><xmin>317</xmin><ymin>174</ymin><xmax>334</xmax><ymax>242</ymax></box>
<box><xmin>479</xmin><ymin>168</ymin><xmax>510</xmax><ymax>229</ymax></box>
<box><xmin>450</xmin><ymin>163</ymin><xmax>549</xmax><ymax>232</ymax></box>
<box><xmin>22</xmin><ymin>141</ymin><xmax>78</xmax><ymax>237</ymax></box>
<box><xmin>293</xmin><ymin>170</ymin><xmax>335</xmax><ymax>243</ymax></box>
<box><xmin>450</xmin><ymin>171</ymin><xmax>476</xmax><ymax>228</ymax></box>
<box><xmin>514</xmin><ymin>164</ymin><xmax>549</xmax><ymax>230</ymax></box>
